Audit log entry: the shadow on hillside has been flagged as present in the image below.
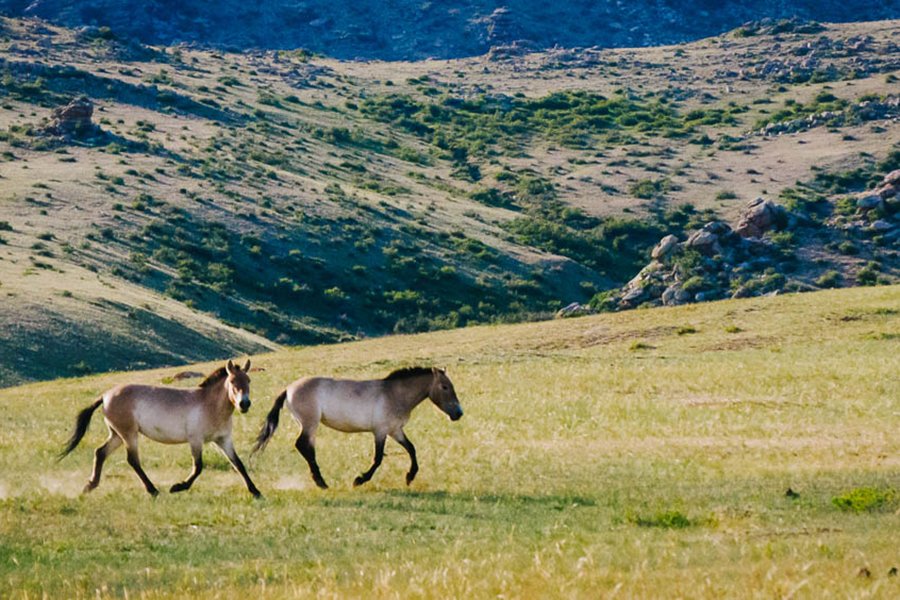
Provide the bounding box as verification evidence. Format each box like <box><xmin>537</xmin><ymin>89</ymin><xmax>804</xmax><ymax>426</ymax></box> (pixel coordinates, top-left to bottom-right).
<box><xmin>0</xmin><ymin>300</ymin><xmax>270</xmax><ymax>388</ymax></box>
<box><xmin>1</xmin><ymin>58</ymin><xmax>241</xmax><ymax>125</ymax></box>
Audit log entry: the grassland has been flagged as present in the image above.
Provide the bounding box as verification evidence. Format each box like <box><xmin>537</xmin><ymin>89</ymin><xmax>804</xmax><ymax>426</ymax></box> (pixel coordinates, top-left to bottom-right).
<box><xmin>0</xmin><ymin>285</ymin><xmax>898</xmax><ymax>598</ymax></box>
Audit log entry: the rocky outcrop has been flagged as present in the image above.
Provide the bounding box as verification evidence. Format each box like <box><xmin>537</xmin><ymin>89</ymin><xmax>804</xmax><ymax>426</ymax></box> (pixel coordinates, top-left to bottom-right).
<box><xmin>555</xmin><ymin>302</ymin><xmax>592</xmax><ymax>318</ymax></box>
<box><xmin>735</xmin><ymin>197</ymin><xmax>785</xmax><ymax>238</ymax></box>
<box><xmin>599</xmin><ymin>198</ymin><xmax>794</xmax><ymax>310</ymax></box>
<box><xmin>45</xmin><ymin>96</ymin><xmax>95</xmax><ymax>137</ymax></box>
<box><xmin>757</xmin><ymin>96</ymin><xmax>900</xmax><ymax>137</ymax></box>
<box><xmin>651</xmin><ymin>234</ymin><xmax>679</xmax><ymax>259</ymax></box>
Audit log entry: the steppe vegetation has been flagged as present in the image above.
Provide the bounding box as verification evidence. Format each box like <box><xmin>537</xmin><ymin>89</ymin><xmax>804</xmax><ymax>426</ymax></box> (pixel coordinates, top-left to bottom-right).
<box><xmin>0</xmin><ymin>286</ymin><xmax>898</xmax><ymax>597</ymax></box>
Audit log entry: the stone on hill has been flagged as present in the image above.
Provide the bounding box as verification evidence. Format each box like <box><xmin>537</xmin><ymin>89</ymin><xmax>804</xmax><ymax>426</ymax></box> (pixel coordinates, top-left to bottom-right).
<box><xmin>875</xmin><ymin>184</ymin><xmax>896</xmax><ymax>199</ymax></box>
<box><xmin>735</xmin><ymin>197</ymin><xmax>781</xmax><ymax>238</ymax></box>
<box><xmin>651</xmin><ymin>234</ymin><xmax>679</xmax><ymax>259</ymax></box>
<box><xmin>686</xmin><ymin>230</ymin><xmax>719</xmax><ymax>255</ymax></box>
<box><xmin>856</xmin><ymin>193</ymin><xmax>883</xmax><ymax>210</ymax></box>
<box><xmin>48</xmin><ymin>96</ymin><xmax>94</xmax><ymax>136</ymax></box>
<box><xmin>555</xmin><ymin>302</ymin><xmax>592</xmax><ymax>318</ymax></box>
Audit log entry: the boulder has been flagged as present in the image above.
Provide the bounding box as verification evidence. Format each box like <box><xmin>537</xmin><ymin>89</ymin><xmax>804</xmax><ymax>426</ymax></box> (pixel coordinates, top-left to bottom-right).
<box><xmin>856</xmin><ymin>194</ymin><xmax>883</xmax><ymax>211</ymax></box>
<box><xmin>651</xmin><ymin>234</ymin><xmax>679</xmax><ymax>259</ymax></box>
<box><xmin>875</xmin><ymin>184</ymin><xmax>896</xmax><ymax>200</ymax></box>
<box><xmin>735</xmin><ymin>197</ymin><xmax>781</xmax><ymax>238</ymax></box>
<box><xmin>171</xmin><ymin>370</ymin><xmax>203</xmax><ymax>381</ymax></box>
<box><xmin>620</xmin><ymin>286</ymin><xmax>646</xmax><ymax>306</ymax></box>
<box><xmin>870</xmin><ymin>219</ymin><xmax>895</xmax><ymax>233</ymax></box>
<box><xmin>49</xmin><ymin>96</ymin><xmax>94</xmax><ymax>136</ymax></box>
<box><xmin>703</xmin><ymin>221</ymin><xmax>732</xmax><ymax>236</ymax></box>
<box><xmin>884</xmin><ymin>169</ymin><xmax>900</xmax><ymax>186</ymax></box>
<box><xmin>661</xmin><ymin>284</ymin><xmax>691</xmax><ymax>306</ymax></box>
<box><xmin>686</xmin><ymin>230</ymin><xmax>719</xmax><ymax>255</ymax></box>
<box><xmin>555</xmin><ymin>302</ymin><xmax>592</xmax><ymax>318</ymax></box>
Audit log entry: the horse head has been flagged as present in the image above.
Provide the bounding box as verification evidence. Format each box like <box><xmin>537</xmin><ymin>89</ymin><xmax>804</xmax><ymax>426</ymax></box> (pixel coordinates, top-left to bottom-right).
<box><xmin>225</xmin><ymin>359</ymin><xmax>252</xmax><ymax>413</ymax></box>
<box><xmin>429</xmin><ymin>367</ymin><xmax>463</xmax><ymax>421</ymax></box>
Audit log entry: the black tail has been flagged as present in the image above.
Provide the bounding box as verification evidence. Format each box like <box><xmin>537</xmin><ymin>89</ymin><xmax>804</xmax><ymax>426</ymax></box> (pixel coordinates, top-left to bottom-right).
<box><xmin>252</xmin><ymin>390</ymin><xmax>286</xmax><ymax>455</ymax></box>
<box><xmin>58</xmin><ymin>397</ymin><xmax>103</xmax><ymax>460</ymax></box>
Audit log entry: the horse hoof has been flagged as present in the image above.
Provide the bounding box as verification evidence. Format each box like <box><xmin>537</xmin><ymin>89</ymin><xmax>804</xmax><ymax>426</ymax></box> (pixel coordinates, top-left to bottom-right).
<box><xmin>148</xmin><ymin>488</ymin><xmax>160</xmax><ymax>497</ymax></box>
<box><xmin>82</xmin><ymin>482</ymin><xmax>96</xmax><ymax>494</ymax></box>
<box><xmin>352</xmin><ymin>476</ymin><xmax>367</xmax><ymax>487</ymax></box>
<box><xmin>170</xmin><ymin>483</ymin><xmax>187</xmax><ymax>493</ymax></box>
<box><xmin>314</xmin><ymin>479</ymin><xmax>329</xmax><ymax>490</ymax></box>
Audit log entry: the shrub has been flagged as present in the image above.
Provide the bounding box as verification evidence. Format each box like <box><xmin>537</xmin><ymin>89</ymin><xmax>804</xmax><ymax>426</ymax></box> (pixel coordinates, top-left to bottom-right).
<box><xmin>856</xmin><ymin>262</ymin><xmax>880</xmax><ymax>286</ymax></box>
<box><xmin>838</xmin><ymin>241</ymin><xmax>858</xmax><ymax>255</ymax></box>
<box><xmin>630</xmin><ymin>178</ymin><xmax>670</xmax><ymax>199</ymax></box>
<box><xmin>832</xmin><ymin>487</ymin><xmax>896</xmax><ymax>513</ymax></box>
<box><xmin>629</xmin><ymin>510</ymin><xmax>705</xmax><ymax>529</ymax></box>
<box><xmin>815</xmin><ymin>270</ymin><xmax>841</xmax><ymax>288</ymax></box>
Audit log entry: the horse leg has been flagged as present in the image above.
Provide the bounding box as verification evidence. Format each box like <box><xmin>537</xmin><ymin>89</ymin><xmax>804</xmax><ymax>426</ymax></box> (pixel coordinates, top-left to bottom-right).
<box><xmin>123</xmin><ymin>436</ymin><xmax>158</xmax><ymax>497</ymax></box>
<box><xmin>215</xmin><ymin>436</ymin><xmax>261</xmax><ymax>498</ymax></box>
<box><xmin>353</xmin><ymin>433</ymin><xmax>386</xmax><ymax>487</ymax></box>
<box><xmin>83</xmin><ymin>430</ymin><xmax>122</xmax><ymax>493</ymax></box>
<box><xmin>170</xmin><ymin>440</ymin><xmax>203</xmax><ymax>493</ymax></box>
<box><xmin>391</xmin><ymin>430</ymin><xmax>418</xmax><ymax>485</ymax></box>
<box><xmin>295</xmin><ymin>430</ymin><xmax>328</xmax><ymax>489</ymax></box>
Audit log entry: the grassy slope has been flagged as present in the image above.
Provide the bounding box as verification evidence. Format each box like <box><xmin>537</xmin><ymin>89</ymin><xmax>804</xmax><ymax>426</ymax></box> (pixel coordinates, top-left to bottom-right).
<box><xmin>0</xmin><ymin>286</ymin><xmax>898</xmax><ymax>597</ymax></box>
<box><xmin>1</xmin><ymin>18</ymin><xmax>898</xmax><ymax>385</ymax></box>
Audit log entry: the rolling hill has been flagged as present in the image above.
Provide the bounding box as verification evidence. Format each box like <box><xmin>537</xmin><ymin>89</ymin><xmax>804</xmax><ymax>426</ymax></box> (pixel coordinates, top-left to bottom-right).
<box><xmin>1</xmin><ymin>16</ymin><xmax>898</xmax><ymax>385</ymax></box>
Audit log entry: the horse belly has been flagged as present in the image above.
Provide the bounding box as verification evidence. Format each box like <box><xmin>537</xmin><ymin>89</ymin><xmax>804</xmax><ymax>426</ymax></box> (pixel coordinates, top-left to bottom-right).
<box><xmin>319</xmin><ymin>395</ymin><xmax>377</xmax><ymax>433</ymax></box>
<box><xmin>135</xmin><ymin>404</ymin><xmax>193</xmax><ymax>444</ymax></box>
<box><xmin>320</xmin><ymin>409</ymin><xmax>371</xmax><ymax>433</ymax></box>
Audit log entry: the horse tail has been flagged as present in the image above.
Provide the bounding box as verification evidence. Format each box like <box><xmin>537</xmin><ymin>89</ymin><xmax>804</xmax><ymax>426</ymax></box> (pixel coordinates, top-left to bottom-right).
<box><xmin>58</xmin><ymin>397</ymin><xmax>103</xmax><ymax>460</ymax></box>
<box><xmin>252</xmin><ymin>389</ymin><xmax>287</xmax><ymax>455</ymax></box>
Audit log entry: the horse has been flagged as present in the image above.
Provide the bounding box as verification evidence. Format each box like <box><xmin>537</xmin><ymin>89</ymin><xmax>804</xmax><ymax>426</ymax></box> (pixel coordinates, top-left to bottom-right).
<box><xmin>59</xmin><ymin>359</ymin><xmax>261</xmax><ymax>498</ymax></box>
<box><xmin>252</xmin><ymin>366</ymin><xmax>463</xmax><ymax>489</ymax></box>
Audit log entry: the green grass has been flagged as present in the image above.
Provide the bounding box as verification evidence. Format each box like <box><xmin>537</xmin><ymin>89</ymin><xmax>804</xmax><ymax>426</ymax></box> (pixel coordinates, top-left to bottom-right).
<box><xmin>1</xmin><ymin>286</ymin><xmax>898</xmax><ymax>597</ymax></box>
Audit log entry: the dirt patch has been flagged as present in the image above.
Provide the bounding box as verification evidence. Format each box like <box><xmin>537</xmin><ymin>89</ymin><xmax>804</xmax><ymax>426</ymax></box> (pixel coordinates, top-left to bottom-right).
<box><xmin>578</xmin><ymin>325</ymin><xmax>679</xmax><ymax>349</ymax></box>
<box><xmin>700</xmin><ymin>335</ymin><xmax>778</xmax><ymax>352</ymax></box>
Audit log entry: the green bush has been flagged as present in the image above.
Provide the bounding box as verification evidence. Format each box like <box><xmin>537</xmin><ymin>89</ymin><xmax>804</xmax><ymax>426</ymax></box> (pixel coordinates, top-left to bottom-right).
<box><xmin>815</xmin><ymin>270</ymin><xmax>841</xmax><ymax>288</ymax></box>
<box><xmin>832</xmin><ymin>487</ymin><xmax>896</xmax><ymax>513</ymax></box>
<box><xmin>629</xmin><ymin>510</ymin><xmax>705</xmax><ymax>528</ymax></box>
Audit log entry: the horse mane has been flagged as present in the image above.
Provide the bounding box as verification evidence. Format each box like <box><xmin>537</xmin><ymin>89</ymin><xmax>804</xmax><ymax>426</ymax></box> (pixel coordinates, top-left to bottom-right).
<box><xmin>383</xmin><ymin>366</ymin><xmax>433</xmax><ymax>381</ymax></box>
<box><xmin>198</xmin><ymin>366</ymin><xmax>228</xmax><ymax>388</ymax></box>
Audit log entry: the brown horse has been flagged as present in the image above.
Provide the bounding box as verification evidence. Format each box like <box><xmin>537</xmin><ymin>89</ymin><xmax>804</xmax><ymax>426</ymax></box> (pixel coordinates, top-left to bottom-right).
<box><xmin>253</xmin><ymin>366</ymin><xmax>463</xmax><ymax>489</ymax></box>
<box><xmin>60</xmin><ymin>360</ymin><xmax>261</xmax><ymax>497</ymax></box>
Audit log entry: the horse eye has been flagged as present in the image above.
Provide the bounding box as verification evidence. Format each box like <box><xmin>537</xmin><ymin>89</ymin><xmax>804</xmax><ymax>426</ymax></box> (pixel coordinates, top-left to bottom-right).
<box><xmin>442</xmin><ymin>384</ymin><xmax>449</xmax><ymax>390</ymax></box>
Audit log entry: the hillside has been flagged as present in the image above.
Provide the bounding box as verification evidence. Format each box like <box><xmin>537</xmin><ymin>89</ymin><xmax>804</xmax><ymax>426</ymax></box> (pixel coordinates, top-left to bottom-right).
<box><xmin>2</xmin><ymin>1</ymin><xmax>900</xmax><ymax>59</ymax></box>
<box><xmin>1</xmin><ymin>17</ymin><xmax>899</xmax><ymax>385</ymax></box>
<box><xmin>0</xmin><ymin>286</ymin><xmax>898</xmax><ymax>597</ymax></box>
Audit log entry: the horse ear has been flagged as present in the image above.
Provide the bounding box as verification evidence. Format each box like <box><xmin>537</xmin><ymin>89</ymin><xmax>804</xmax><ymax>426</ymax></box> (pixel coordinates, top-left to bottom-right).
<box><xmin>226</xmin><ymin>359</ymin><xmax>236</xmax><ymax>375</ymax></box>
<box><xmin>243</xmin><ymin>359</ymin><xmax>251</xmax><ymax>372</ymax></box>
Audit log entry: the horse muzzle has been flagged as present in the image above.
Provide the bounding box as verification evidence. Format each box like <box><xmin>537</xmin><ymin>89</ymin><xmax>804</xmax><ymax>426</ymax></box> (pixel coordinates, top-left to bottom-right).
<box><xmin>450</xmin><ymin>407</ymin><xmax>463</xmax><ymax>421</ymax></box>
<box><xmin>239</xmin><ymin>398</ymin><xmax>251</xmax><ymax>413</ymax></box>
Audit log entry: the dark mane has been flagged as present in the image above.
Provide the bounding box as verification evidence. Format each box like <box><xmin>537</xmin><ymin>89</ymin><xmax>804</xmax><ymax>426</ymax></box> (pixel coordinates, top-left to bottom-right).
<box><xmin>383</xmin><ymin>366</ymin><xmax>433</xmax><ymax>381</ymax></box>
<box><xmin>198</xmin><ymin>366</ymin><xmax>228</xmax><ymax>388</ymax></box>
